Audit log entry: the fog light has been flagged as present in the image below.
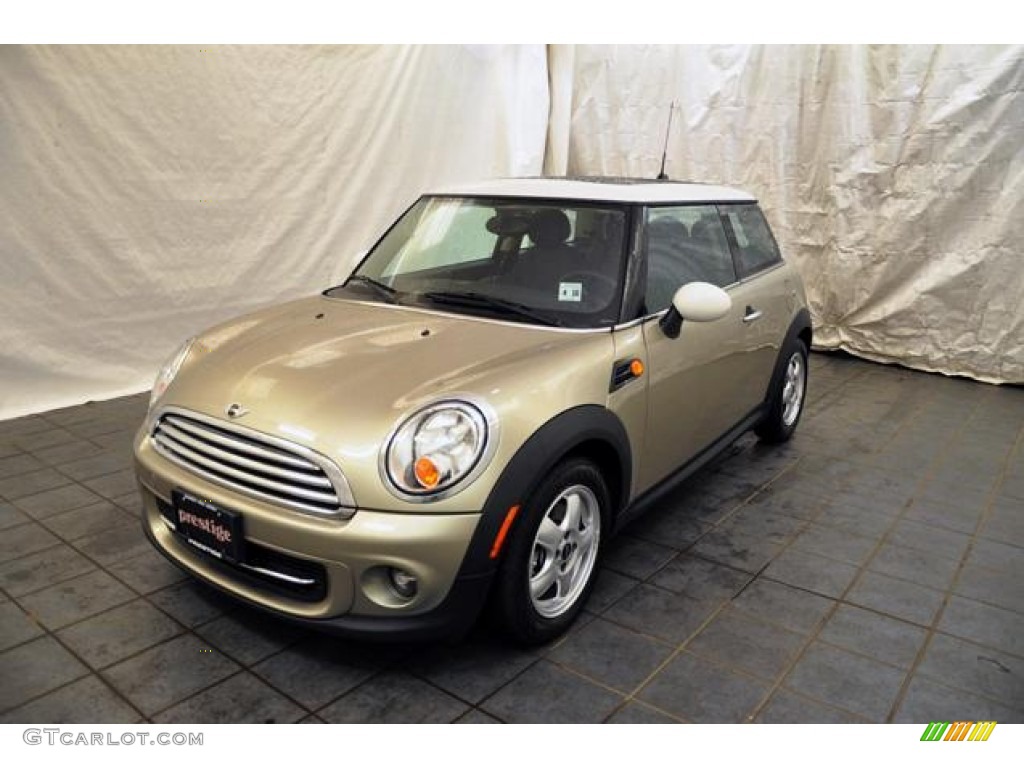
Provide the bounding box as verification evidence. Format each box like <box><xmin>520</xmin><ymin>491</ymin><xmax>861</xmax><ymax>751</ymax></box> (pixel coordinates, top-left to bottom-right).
<box><xmin>389</xmin><ymin>568</ymin><xmax>418</xmax><ymax>599</ymax></box>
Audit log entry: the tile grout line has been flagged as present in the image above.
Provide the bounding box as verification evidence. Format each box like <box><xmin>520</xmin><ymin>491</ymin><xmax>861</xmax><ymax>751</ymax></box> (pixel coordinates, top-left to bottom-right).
<box><xmin>3</xmin><ymin>402</ymin><xmax>282</xmax><ymax>724</ymax></box>
<box><xmin>588</xmin><ymin>447</ymin><xmax>847</xmax><ymax>721</ymax></box>
<box><xmin>0</xmin><ymin>596</ymin><xmax>150</xmax><ymax>722</ymax></box>
<box><xmin>602</xmin><ymin>546</ymin><xmax>779</xmax><ymax>718</ymax></box>
<box><xmin>781</xmin><ymin>388</ymin><xmax>991</xmax><ymax>722</ymax></box>
<box><xmin>680</xmin><ymin>640</ymin><xmax>872</xmax><ymax>723</ymax></box>
<box><xmin>743</xmin><ymin>380</ymin><xmax>966</xmax><ymax>722</ymax></box>
<box><xmin>885</xmin><ymin>409</ymin><xmax>1024</xmax><ymax>721</ymax></box>
<box><xmin>2</xmin><ymin>364</ymin><xmax>1020</xmax><ymax>723</ymax></box>
<box><xmin>312</xmin><ymin>659</ymin><xmax>478</xmax><ymax>723</ymax></box>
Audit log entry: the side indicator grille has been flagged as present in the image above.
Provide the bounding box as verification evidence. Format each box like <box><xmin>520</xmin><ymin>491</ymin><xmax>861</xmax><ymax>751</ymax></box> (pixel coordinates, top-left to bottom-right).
<box><xmin>609</xmin><ymin>358</ymin><xmax>644</xmax><ymax>392</ymax></box>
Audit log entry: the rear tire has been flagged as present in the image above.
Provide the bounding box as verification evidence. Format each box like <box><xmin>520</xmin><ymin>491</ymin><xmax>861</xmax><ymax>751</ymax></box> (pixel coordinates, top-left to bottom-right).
<box><xmin>756</xmin><ymin>338</ymin><xmax>808</xmax><ymax>444</ymax></box>
<box><xmin>492</xmin><ymin>458</ymin><xmax>609</xmax><ymax>646</ymax></box>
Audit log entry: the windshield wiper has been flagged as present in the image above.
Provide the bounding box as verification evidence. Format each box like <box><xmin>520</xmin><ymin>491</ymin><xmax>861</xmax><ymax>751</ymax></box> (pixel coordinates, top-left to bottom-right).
<box><xmin>419</xmin><ymin>291</ymin><xmax>563</xmax><ymax>327</ymax></box>
<box><xmin>346</xmin><ymin>274</ymin><xmax>398</xmax><ymax>303</ymax></box>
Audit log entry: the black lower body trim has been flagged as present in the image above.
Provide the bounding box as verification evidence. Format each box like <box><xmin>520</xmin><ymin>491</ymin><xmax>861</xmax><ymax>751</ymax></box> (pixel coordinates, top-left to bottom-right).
<box><xmin>614</xmin><ymin>404</ymin><xmax>766</xmax><ymax>531</ymax></box>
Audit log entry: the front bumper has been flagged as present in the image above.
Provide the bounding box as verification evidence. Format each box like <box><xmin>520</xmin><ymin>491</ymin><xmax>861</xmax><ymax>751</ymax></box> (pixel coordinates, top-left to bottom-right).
<box><xmin>135</xmin><ymin>432</ymin><xmax>493</xmax><ymax>640</ymax></box>
<box><xmin>141</xmin><ymin>520</ymin><xmax>493</xmax><ymax>641</ymax></box>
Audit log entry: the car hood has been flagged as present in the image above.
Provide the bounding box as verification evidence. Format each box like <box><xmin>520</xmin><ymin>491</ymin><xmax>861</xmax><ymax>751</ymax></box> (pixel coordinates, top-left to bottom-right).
<box><xmin>157</xmin><ymin>295</ymin><xmax>613</xmax><ymax>508</ymax></box>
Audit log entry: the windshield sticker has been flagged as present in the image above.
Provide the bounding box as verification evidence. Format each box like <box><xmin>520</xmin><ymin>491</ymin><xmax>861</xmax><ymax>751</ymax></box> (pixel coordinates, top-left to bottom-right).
<box><xmin>558</xmin><ymin>282</ymin><xmax>583</xmax><ymax>302</ymax></box>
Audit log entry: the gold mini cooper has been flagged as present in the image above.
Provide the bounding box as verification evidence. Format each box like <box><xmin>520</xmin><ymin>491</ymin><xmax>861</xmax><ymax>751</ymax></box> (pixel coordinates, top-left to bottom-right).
<box><xmin>135</xmin><ymin>177</ymin><xmax>811</xmax><ymax>644</ymax></box>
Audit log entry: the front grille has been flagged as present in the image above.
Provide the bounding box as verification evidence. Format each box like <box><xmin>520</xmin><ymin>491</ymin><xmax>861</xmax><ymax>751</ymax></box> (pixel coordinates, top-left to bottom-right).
<box><xmin>151</xmin><ymin>410</ymin><xmax>348</xmax><ymax>516</ymax></box>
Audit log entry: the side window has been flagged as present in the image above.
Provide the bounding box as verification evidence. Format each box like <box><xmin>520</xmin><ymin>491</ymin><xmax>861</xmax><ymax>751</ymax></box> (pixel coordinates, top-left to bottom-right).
<box><xmin>723</xmin><ymin>205</ymin><xmax>782</xmax><ymax>277</ymax></box>
<box><xmin>644</xmin><ymin>205</ymin><xmax>737</xmax><ymax>313</ymax></box>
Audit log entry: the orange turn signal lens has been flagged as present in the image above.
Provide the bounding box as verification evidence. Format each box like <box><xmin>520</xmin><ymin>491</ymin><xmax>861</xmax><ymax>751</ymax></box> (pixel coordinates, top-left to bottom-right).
<box><xmin>413</xmin><ymin>456</ymin><xmax>441</xmax><ymax>488</ymax></box>
<box><xmin>630</xmin><ymin>359</ymin><xmax>645</xmax><ymax>377</ymax></box>
<box><xmin>489</xmin><ymin>505</ymin><xmax>521</xmax><ymax>559</ymax></box>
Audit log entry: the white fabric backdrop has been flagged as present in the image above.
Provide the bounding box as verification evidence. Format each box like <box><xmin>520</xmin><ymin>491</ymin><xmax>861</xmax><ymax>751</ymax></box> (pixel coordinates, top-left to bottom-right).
<box><xmin>0</xmin><ymin>45</ymin><xmax>550</xmax><ymax>420</ymax></box>
<box><xmin>546</xmin><ymin>44</ymin><xmax>1024</xmax><ymax>384</ymax></box>
<box><xmin>2</xmin><ymin>45</ymin><xmax>1021</xmax><ymax>421</ymax></box>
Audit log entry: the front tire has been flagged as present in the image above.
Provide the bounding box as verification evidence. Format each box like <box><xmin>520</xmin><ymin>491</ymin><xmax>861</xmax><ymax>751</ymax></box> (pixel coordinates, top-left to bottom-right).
<box><xmin>756</xmin><ymin>338</ymin><xmax>808</xmax><ymax>444</ymax></box>
<box><xmin>492</xmin><ymin>458</ymin><xmax>609</xmax><ymax>646</ymax></box>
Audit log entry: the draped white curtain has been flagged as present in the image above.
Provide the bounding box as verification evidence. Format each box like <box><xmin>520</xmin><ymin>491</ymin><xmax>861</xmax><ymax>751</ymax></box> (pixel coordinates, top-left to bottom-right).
<box><xmin>545</xmin><ymin>44</ymin><xmax>1024</xmax><ymax>385</ymax></box>
<box><xmin>2</xmin><ymin>44</ymin><xmax>1020</xmax><ymax>420</ymax></box>
<box><xmin>0</xmin><ymin>45</ymin><xmax>550</xmax><ymax>419</ymax></box>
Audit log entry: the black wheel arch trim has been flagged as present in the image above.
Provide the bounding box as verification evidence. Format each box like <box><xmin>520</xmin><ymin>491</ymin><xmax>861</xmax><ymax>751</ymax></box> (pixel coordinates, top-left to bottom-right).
<box><xmin>764</xmin><ymin>308</ymin><xmax>812</xmax><ymax>403</ymax></box>
<box><xmin>458</xmin><ymin>404</ymin><xmax>631</xmax><ymax>579</ymax></box>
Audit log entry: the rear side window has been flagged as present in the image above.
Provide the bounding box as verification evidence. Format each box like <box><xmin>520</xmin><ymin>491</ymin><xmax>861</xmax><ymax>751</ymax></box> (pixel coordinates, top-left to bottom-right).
<box><xmin>643</xmin><ymin>205</ymin><xmax>737</xmax><ymax>314</ymax></box>
<box><xmin>723</xmin><ymin>205</ymin><xmax>782</xmax><ymax>277</ymax></box>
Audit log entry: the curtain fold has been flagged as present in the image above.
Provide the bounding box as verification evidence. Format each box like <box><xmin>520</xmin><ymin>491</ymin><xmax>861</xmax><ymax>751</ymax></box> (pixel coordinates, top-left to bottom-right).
<box><xmin>2</xmin><ymin>44</ymin><xmax>1020</xmax><ymax>421</ymax></box>
<box><xmin>0</xmin><ymin>45</ymin><xmax>550</xmax><ymax>419</ymax></box>
<box><xmin>548</xmin><ymin>44</ymin><xmax>1023</xmax><ymax>384</ymax></box>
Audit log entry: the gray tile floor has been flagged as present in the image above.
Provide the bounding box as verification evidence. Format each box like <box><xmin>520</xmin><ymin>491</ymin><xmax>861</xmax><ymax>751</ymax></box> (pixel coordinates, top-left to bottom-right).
<box><xmin>1</xmin><ymin>353</ymin><xmax>1022</xmax><ymax>723</ymax></box>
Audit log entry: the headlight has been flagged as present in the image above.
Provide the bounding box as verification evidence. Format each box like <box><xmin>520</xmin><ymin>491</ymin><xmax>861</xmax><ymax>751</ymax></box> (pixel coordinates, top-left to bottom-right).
<box><xmin>382</xmin><ymin>399</ymin><xmax>497</xmax><ymax>500</ymax></box>
<box><xmin>149</xmin><ymin>338</ymin><xmax>195</xmax><ymax>409</ymax></box>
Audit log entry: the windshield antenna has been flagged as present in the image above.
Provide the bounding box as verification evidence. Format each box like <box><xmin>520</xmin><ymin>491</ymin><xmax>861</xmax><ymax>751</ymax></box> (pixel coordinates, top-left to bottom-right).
<box><xmin>656</xmin><ymin>101</ymin><xmax>675</xmax><ymax>180</ymax></box>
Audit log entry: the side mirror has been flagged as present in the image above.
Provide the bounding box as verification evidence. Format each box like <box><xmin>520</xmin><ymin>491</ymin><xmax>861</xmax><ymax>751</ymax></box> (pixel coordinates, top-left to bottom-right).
<box><xmin>660</xmin><ymin>282</ymin><xmax>732</xmax><ymax>339</ymax></box>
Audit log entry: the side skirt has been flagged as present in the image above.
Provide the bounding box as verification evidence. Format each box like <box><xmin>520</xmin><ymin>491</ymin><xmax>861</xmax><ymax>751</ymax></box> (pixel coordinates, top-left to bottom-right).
<box><xmin>613</xmin><ymin>404</ymin><xmax>766</xmax><ymax>533</ymax></box>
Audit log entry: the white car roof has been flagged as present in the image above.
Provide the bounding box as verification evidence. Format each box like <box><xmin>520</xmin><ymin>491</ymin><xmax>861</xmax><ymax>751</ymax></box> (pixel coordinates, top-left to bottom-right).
<box><xmin>428</xmin><ymin>176</ymin><xmax>757</xmax><ymax>204</ymax></box>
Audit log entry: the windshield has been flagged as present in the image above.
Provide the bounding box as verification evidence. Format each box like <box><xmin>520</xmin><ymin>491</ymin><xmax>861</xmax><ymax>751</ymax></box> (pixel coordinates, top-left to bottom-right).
<box><xmin>328</xmin><ymin>196</ymin><xmax>629</xmax><ymax>328</ymax></box>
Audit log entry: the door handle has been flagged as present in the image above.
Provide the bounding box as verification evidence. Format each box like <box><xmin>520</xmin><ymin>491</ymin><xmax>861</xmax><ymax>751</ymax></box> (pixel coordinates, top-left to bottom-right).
<box><xmin>743</xmin><ymin>306</ymin><xmax>763</xmax><ymax>323</ymax></box>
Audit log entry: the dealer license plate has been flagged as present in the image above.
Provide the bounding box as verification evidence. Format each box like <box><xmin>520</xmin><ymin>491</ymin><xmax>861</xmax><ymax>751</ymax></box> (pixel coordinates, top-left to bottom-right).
<box><xmin>172</xmin><ymin>491</ymin><xmax>245</xmax><ymax>563</ymax></box>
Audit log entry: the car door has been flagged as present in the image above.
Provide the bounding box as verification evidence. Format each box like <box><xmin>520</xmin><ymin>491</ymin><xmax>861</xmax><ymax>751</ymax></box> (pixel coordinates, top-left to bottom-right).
<box><xmin>636</xmin><ymin>204</ymin><xmax>772</xmax><ymax>491</ymax></box>
<box><xmin>719</xmin><ymin>203</ymin><xmax>792</xmax><ymax>405</ymax></box>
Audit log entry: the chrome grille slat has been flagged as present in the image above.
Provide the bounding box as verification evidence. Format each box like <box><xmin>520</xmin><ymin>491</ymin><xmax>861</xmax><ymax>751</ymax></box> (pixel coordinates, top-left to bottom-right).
<box><xmin>156</xmin><ymin>438</ymin><xmax>339</xmax><ymax>505</ymax></box>
<box><xmin>157</xmin><ymin>422</ymin><xmax>333</xmax><ymax>489</ymax></box>
<box><xmin>150</xmin><ymin>409</ymin><xmax>354</xmax><ymax>517</ymax></box>
<box><xmin>238</xmin><ymin>562</ymin><xmax>317</xmax><ymax>586</ymax></box>
<box><xmin>164</xmin><ymin>415</ymin><xmax>319</xmax><ymax>471</ymax></box>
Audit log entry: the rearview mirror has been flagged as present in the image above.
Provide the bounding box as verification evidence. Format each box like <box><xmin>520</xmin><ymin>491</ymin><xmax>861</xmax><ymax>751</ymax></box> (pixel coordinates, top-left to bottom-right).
<box><xmin>660</xmin><ymin>282</ymin><xmax>732</xmax><ymax>338</ymax></box>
